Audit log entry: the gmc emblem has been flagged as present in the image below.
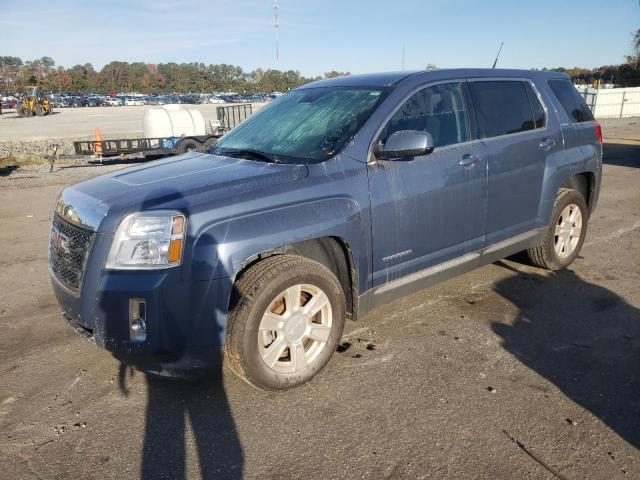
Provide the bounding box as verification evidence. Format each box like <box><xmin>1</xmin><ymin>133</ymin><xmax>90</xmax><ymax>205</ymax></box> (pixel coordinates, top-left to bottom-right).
<box><xmin>51</xmin><ymin>227</ymin><xmax>69</xmax><ymax>254</ymax></box>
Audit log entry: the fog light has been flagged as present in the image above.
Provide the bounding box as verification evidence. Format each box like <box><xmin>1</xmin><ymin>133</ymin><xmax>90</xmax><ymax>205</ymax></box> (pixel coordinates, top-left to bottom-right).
<box><xmin>129</xmin><ymin>298</ymin><xmax>147</xmax><ymax>342</ymax></box>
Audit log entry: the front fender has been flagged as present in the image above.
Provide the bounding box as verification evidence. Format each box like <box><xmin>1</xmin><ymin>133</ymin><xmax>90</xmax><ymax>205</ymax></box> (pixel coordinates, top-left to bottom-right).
<box><xmin>187</xmin><ymin>196</ymin><xmax>368</xmax><ymax>283</ymax></box>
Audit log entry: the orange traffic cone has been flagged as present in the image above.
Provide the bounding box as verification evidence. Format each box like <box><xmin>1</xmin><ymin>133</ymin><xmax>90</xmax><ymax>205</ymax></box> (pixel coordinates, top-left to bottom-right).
<box><xmin>92</xmin><ymin>128</ymin><xmax>103</xmax><ymax>156</ymax></box>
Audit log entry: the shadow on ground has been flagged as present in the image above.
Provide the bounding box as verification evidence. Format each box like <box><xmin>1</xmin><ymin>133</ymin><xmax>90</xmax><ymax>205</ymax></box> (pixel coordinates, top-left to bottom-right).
<box><xmin>105</xmin><ymin>186</ymin><xmax>244</xmax><ymax>479</ymax></box>
<box><xmin>492</xmin><ymin>265</ymin><xmax>640</xmax><ymax>448</ymax></box>
<box><xmin>603</xmin><ymin>142</ymin><xmax>640</xmax><ymax>168</ymax></box>
<box><xmin>118</xmin><ymin>364</ymin><xmax>243</xmax><ymax>480</ymax></box>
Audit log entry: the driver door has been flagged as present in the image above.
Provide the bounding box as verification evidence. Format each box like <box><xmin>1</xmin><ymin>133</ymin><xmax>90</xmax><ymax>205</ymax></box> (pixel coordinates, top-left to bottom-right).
<box><xmin>367</xmin><ymin>81</ymin><xmax>487</xmax><ymax>289</ymax></box>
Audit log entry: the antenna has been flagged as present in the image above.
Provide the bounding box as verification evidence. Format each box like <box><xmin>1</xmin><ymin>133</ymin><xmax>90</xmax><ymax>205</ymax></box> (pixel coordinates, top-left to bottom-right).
<box><xmin>402</xmin><ymin>45</ymin><xmax>405</xmax><ymax>71</ymax></box>
<box><xmin>492</xmin><ymin>41</ymin><xmax>504</xmax><ymax>69</ymax></box>
<box><xmin>274</xmin><ymin>0</ymin><xmax>280</xmax><ymax>62</ymax></box>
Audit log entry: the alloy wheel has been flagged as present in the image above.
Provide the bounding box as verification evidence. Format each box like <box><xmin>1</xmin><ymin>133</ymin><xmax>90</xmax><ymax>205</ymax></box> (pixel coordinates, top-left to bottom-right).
<box><xmin>257</xmin><ymin>283</ymin><xmax>333</xmax><ymax>373</ymax></box>
<box><xmin>554</xmin><ymin>203</ymin><xmax>582</xmax><ymax>258</ymax></box>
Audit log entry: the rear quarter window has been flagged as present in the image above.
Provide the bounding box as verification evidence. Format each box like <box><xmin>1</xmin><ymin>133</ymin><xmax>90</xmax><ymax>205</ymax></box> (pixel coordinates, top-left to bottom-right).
<box><xmin>524</xmin><ymin>83</ymin><xmax>546</xmax><ymax>128</ymax></box>
<box><xmin>548</xmin><ymin>79</ymin><xmax>595</xmax><ymax>123</ymax></box>
<box><xmin>469</xmin><ymin>81</ymin><xmax>538</xmax><ymax>138</ymax></box>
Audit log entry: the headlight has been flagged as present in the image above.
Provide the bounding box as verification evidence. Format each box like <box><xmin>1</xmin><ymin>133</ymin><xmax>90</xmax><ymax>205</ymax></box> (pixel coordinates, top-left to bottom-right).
<box><xmin>106</xmin><ymin>211</ymin><xmax>186</xmax><ymax>270</ymax></box>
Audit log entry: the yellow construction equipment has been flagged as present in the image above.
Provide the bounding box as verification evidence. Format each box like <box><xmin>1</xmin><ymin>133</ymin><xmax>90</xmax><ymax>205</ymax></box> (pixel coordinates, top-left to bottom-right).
<box><xmin>17</xmin><ymin>86</ymin><xmax>52</xmax><ymax>117</ymax></box>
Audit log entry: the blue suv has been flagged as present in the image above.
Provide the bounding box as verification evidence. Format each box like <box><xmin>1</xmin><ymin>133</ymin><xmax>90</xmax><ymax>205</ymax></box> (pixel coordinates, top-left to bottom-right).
<box><xmin>49</xmin><ymin>69</ymin><xmax>602</xmax><ymax>390</ymax></box>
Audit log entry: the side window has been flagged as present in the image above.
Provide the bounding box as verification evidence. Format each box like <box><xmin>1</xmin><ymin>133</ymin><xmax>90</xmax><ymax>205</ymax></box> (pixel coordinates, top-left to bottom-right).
<box><xmin>382</xmin><ymin>82</ymin><xmax>470</xmax><ymax>149</ymax></box>
<box><xmin>548</xmin><ymin>79</ymin><xmax>595</xmax><ymax>123</ymax></box>
<box><xmin>469</xmin><ymin>81</ymin><xmax>536</xmax><ymax>138</ymax></box>
<box><xmin>524</xmin><ymin>82</ymin><xmax>546</xmax><ymax>128</ymax></box>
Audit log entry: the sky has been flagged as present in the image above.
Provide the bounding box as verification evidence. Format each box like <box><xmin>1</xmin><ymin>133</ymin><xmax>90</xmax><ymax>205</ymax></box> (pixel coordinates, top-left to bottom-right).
<box><xmin>0</xmin><ymin>0</ymin><xmax>638</xmax><ymax>76</ymax></box>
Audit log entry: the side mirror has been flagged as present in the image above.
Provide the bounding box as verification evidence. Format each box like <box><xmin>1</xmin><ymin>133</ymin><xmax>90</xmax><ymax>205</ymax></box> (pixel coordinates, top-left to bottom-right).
<box><xmin>375</xmin><ymin>130</ymin><xmax>434</xmax><ymax>160</ymax></box>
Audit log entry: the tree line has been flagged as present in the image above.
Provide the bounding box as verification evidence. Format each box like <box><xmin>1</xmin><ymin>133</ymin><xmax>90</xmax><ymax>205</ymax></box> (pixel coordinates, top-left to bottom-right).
<box><xmin>0</xmin><ymin>56</ymin><xmax>351</xmax><ymax>94</ymax></box>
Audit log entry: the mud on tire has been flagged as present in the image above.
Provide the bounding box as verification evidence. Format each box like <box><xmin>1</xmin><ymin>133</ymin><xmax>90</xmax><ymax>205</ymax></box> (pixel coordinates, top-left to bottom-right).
<box><xmin>225</xmin><ymin>255</ymin><xmax>346</xmax><ymax>391</ymax></box>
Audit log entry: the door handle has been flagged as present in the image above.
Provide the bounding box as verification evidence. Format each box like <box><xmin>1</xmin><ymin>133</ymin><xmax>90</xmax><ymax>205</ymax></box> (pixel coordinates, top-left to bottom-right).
<box><xmin>459</xmin><ymin>154</ymin><xmax>479</xmax><ymax>167</ymax></box>
<box><xmin>539</xmin><ymin>138</ymin><xmax>556</xmax><ymax>150</ymax></box>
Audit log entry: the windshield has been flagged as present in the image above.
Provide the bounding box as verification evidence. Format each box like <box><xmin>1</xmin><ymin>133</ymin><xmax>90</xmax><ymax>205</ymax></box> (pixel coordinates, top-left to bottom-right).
<box><xmin>212</xmin><ymin>87</ymin><xmax>386</xmax><ymax>163</ymax></box>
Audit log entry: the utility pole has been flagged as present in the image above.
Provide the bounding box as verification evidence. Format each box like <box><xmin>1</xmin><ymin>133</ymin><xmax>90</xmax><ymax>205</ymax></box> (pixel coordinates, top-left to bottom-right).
<box><xmin>274</xmin><ymin>0</ymin><xmax>280</xmax><ymax>63</ymax></box>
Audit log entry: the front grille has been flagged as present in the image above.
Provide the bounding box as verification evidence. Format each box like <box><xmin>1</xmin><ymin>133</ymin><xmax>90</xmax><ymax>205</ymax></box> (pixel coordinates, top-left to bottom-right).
<box><xmin>49</xmin><ymin>213</ymin><xmax>94</xmax><ymax>292</ymax></box>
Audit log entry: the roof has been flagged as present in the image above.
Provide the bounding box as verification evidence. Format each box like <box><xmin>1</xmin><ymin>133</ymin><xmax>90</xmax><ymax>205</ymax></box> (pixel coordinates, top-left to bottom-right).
<box><xmin>299</xmin><ymin>71</ymin><xmax>416</xmax><ymax>89</ymax></box>
<box><xmin>298</xmin><ymin>68</ymin><xmax>569</xmax><ymax>89</ymax></box>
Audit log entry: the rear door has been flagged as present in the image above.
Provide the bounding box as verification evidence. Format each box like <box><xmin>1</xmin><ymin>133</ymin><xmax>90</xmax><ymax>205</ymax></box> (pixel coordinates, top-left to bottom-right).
<box><xmin>468</xmin><ymin>79</ymin><xmax>560</xmax><ymax>245</ymax></box>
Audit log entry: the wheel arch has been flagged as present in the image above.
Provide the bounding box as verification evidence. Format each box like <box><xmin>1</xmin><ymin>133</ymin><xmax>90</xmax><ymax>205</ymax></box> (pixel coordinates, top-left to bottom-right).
<box><xmin>234</xmin><ymin>236</ymin><xmax>359</xmax><ymax>321</ymax></box>
<box><xmin>560</xmin><ymin>171</ymin><xmax>596</xmax><ymax>212</ymax></box>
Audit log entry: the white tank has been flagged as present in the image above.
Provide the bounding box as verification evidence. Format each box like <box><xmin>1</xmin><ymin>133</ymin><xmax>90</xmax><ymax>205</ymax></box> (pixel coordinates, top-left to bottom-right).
<box><xmin>142</xmin><ymin>104</ymin><xmax>206</xmax><ymax>139</ymax></box>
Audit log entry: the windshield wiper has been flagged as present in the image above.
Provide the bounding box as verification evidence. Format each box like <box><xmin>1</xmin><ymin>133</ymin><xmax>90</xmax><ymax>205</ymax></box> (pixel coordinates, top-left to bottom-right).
<box><xmin>216</xmin><ymin>148</ymin><xmax>280</xmax><ymax>163</ymax></box>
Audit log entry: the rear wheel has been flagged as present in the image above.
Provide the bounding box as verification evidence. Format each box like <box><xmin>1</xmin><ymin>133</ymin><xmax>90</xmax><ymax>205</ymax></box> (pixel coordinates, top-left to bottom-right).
<box><xmin>225</xmin><ymin>255</ymin><xmax>346</xmax><ymax>390</ymax></box>
<box><xmin>527</xmin><ymin>188</ymin><xmax>588</xmax><ymax>270</ymax></box>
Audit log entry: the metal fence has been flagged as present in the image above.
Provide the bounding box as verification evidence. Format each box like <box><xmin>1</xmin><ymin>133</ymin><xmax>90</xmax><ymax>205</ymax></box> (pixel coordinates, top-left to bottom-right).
<box><xmin>576</xmin><ymin>86</ymin><xmax>640</xmax><ymax>118</ymax></box>
<box><xmin>216</xmin><ymin>103</ymin><xmax>253</xmax><ymax>132</ymax></box>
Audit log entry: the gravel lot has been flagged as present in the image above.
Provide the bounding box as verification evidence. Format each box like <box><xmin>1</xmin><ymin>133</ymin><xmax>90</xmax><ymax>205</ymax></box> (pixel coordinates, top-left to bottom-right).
<box><xmin>0</xmin><ymin>118</ymin><xmax>638</xmax><ymax>479</ymax></box>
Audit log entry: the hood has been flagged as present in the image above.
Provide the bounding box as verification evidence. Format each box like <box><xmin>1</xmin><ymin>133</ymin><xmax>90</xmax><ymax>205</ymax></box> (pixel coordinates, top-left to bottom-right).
<box><xmin>63</xmin><ymin>152</ymin><xmax>308</xmax><ymax>232</ymax></box>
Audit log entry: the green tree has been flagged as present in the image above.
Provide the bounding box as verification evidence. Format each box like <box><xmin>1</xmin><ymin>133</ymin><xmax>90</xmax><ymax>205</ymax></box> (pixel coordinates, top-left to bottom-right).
<box><xmin>98</xmin><ymin>61</ymin><xmax>131</xmax><ymax>92</ymax></box>
<box><xmin>0</xmin><ymin>56</ymin><xmax>23</xmax><ymax>91</ymax></box>
<box><xmin>53</xmin><ymin>67</ymin><xmax>72</xmax><ymax>92</ymax></box>
<box><xmin>67</xmin><ymin>63</ymin><xmax>97</xmax><ymax>92</ymax></box>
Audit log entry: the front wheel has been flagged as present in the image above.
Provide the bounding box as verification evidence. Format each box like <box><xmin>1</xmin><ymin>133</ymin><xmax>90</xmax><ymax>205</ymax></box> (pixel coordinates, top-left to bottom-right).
<box><xmin>225</xmin><ymin>255</ymin><xmax>346</xmax><ymax>390</ymax></box>
<box><xmin>527</xmin><ymin>188</ymin><xmax>588</xmax><ymax>270</ymax></box>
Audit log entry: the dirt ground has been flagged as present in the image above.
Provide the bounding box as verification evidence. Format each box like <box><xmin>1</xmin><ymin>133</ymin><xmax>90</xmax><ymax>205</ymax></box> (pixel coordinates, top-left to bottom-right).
<box><xmin>0</xmin><ymin>118</ymin><xmax>638</xmax><ymax>479</ymax></box>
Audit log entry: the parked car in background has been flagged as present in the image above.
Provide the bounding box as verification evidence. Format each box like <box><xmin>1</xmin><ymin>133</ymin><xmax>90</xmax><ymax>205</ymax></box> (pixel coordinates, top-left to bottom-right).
<box><xmin>67</xmin><ymin>96</ymin><xmax>89</xmax><ymax>107</ymax></box>
<box><xmin>123</xmin><ymin>97</ymin><xmax>144</xmax><ymax>106</ymax></box>
<box><xmin>11</xmin><ymin>91</ymin><xmax>277</xmax><ymax>109</ymax></box>
<box><xmin>50</xmin><ymin>69</ymin><xmax>602</xmax><ymax>391</ymax></box>
<box><xmin>85</xmin><ymin>96</ymin><xmax>104</xmax><ymax>107</ymax></box>
<box><xmin>1</xmin><ymin>97</ymin><xmax>17</xmax><ymax>108</ymax></box>
<box><xmin>104</xmin><ymin>97</ymin><xmax>123</xmax><ymax>106</ymax></box>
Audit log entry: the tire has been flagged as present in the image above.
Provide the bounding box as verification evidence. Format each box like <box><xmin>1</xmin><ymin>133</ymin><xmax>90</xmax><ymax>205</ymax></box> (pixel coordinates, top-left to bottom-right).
<box><xmin>177</xmin><ymin>139</ymin><xmax>200</xmax><ymax>154</ymax></box>
<box><xmin>225</xmin><ymin>255</ymin><xmax>346</xmax><ymax>390</ymax></box>
<box><xmin>527</xmin><ymin>188</ymin><xmax>588</xmax><ymax>270</ymax></box>
<box><xmin>35</xmin><ymin>104</ymin><xmax>44</xmax><ymax>116</ymax></box>
<box><xmin>203</xmin><ymin>137</ymin><xmax>218</xmax><ymax>150</ymax></box>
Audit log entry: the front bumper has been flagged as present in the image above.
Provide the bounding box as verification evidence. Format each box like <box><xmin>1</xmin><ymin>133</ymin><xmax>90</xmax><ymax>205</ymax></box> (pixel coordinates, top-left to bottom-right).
<box><xmin>51</xmin><ymin>265</ymin><xmax>234</xmax><ymax>361</ymax></box>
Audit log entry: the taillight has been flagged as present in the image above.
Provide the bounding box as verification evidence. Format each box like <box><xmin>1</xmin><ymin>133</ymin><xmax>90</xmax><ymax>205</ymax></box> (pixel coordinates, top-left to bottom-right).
<box><xmin>594</xmin><ymin>122</ymin><xmax>602</xmax><ymax>144</ymax></box>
